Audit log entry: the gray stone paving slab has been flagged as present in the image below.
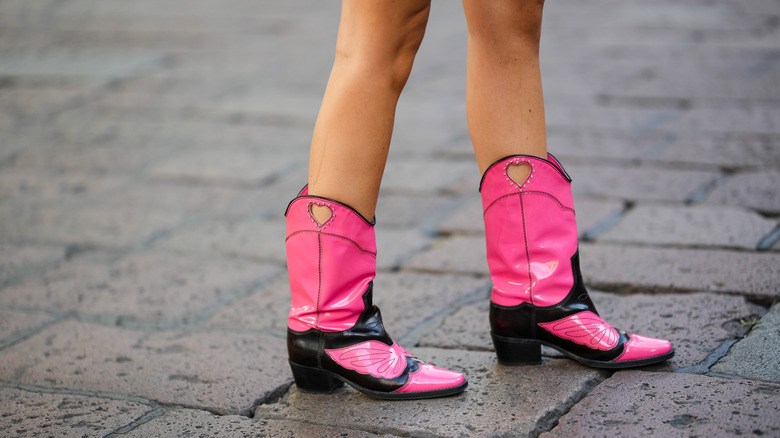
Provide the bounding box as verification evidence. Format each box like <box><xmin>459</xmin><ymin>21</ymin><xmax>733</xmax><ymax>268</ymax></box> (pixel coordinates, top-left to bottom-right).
<box><xmin>0</xmin><ymin>88</ymin><xmax>85</xmax><ymax>120</ymax></box>
<box><xmin>194</xmin><ymin>89</ymin><xmax>324</xmax><ymax>128</ymax></box>
<box><xmin>574</xmin><ymin>198</ymin><xmax>628</xmax><ymax>236</ymax></box>
<box><xmin>705</xmin><ymin>170</ymin><xmax>780</xmax><ymax>214</ymax></box>
<box><xmin>104</xmin><ymin>182</ymin><xmax>286</xmax><ymax>218</ymax></box>
<box><xmin>0</xmin><ymin>52</ymin><xmax>163</xmax><ymax>80</ymax></box>
<box><xmin>0</xmin><ymin>251</ymin><xmax>280</xmax><ymax>325</ymax></box>
<box><xmin>567</xmin><ymin>164</ymin><xmax>719</xmax><ymax>202</ymax></box>
<box><xmin>372</xmin><ymin>272</ymin><xmax>489</xmax><ymax>342</ymax></box>
<box><xmin>0</xmin><ymin>320</ymin><xmax>290</xmax><ymax>414</ymax></box>
<box><xmin>0</xmin><ymin>387</ymin><xmax>154</xmax><ymax>438</ymax></box>
<box><xmin>711</xmin><ymin>303</ymin><xmax>780</xmax><ymax>383</ymax></box>
<box><xmin>375</xmin><ymin>193</ymin><xmax>453</xmax><ymax>228</ymax></box>
<box><xmin>205</xmin><ymin>275</ymin><xmax>289</xmax><ymax>334</ymax></box>
<box><xmin>376</xmin><ymin>228</ymin><xmax>435</xmax><ymax>271</ymax></box>
<box><xmin>580</xmin><ymin>243</ymin><xmax>780</xmax><ymax>301</ymax></box>
<box><xmin>148</xmin><ymin>145</ymin><xmax>306</xmax><ymax>188</ymax></box>
<box><xmin>673</xmin><ymin>105</ymin><xmax>780</xmax><ymax>134</ymax></box>
<box><xmin>598</xmin><ymin>204</ymin><xmax>777</xmax><ymax>249</ymax></box>
<box><xmin>10</xmin><ymin>131</ymin><xmax>176</xmax><ymax>174</ymax></box>
<box><xmin>652</xmin><ymin>132</ymin><xmax>780</xmax><ymax>168</ymax></box>
<box><xmin>403</xmin><ymin>235</ymin><xmax>487</xmax><ymax>275</ymax></box>
<box><xmin>542</xmin><ymin>371</ymin><xmax>780</xmax><ymax>438</ymax></box>
<box><xmin>0</xmin><ymin>168</ymin><xmax>129</xmax><ymax>205</ymax></box>
<box><xmin>0</xmin><ymin>243</ymin><xmax>63</xmax><ymax>284</ymax></box>
<box><xmin>154</xmin><ymin>217</ymin><xmax>287</xmax><ymax>264</ymax></box>
<box><xmin>420</xmin><ymin>291</ymin><xmax>760</xmax><ymax>370</ymax></box>
<box><xmin>551</xmin><ymin>129</ymin><xmax>780</xmax><ymax>169</ymax></box>
<box><xmin>547</xmin><ymin>129</ymin><xmax>665</xmax><ymax>163</ymax></box>
<box><xmin>380</xmin><ymin>160</ymin><xmax>476</xmax><ymax>195</ymax></box>
<box><xmin>0</xmin><ymin>309</ymin><xmax>58</xmax><ymax>348</ymax></box>
<box><xmin>436</xmin><ymin>196</ymin><xmax>485</xmax><ymax>235</ymax></box>
<box><xmin>0</xmin><ymin>203</ymin><xmax>185</xmax><ymax>248</ymax></box>
<box><xmin>125</xmin><ymin>408</ymin><xmax>393</xmax><ymax>438</ymax></box>
<box><xmin>259</xmin><ymin>348</ymin><xmax>606</xmax><ymax>437</ymax></box>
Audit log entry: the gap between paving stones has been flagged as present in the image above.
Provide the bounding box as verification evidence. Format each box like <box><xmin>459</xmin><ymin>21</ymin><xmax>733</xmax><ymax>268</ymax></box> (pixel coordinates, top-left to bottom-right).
<box><xmin>588</xmin><ymin>282</ymin><xmax>776</xmax><ymax>309</ymax></box>
<box><xmin>758</xmin><ymin>224</ymin><xmax>780</xmax><ymax>250</ymax></box>
<box><xmin>674</xmin><ymin>339</ymin><xmax>739</xmax><ymax>375</ymax></box>
<box><xmin>104</xmin><ymin>408</ymin><xmax>168</xmax><ymax>437</ymax></box>
<box><xmin>397</xmin><ymin>282</ymin><xmax>491</xmax><ymax>348</ymax></box>
<box><xmin>685</xmin><ymin>172</ymin><xmax>728</xmax><ymax>204</ymax></box>
<box><xmin>527</xmin><ymin>371</ymin><xmax>610</xmax><ymax>438</ymax></box>
<box><xmin>0</xmin><ymin>312</ymin><xmax>69</xmax><ymax>351</ymax></box>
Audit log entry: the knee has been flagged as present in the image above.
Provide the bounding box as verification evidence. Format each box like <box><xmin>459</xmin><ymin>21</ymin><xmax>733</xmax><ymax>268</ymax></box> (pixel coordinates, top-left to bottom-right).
<box><xmin>334</xmin><ymin>5</ymin><xmax>430</xmax><ymax>92</ymax></box>
<box><xmin>466</xmin><ymin>0</ymin><xmax>544</xmax><ymax>55</ymax></box>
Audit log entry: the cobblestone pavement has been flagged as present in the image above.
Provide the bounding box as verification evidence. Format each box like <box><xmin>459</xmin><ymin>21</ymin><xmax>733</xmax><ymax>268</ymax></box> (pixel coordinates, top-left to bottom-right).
<box><xmin>1</xmin><ymin>0</ymin><xmax>779</xmax><ymax>436</ymax></box>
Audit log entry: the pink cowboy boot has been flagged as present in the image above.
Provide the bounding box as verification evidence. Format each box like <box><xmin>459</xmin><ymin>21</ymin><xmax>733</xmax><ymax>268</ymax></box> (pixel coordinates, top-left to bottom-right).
<box><xmin>480</xmin><ymin>154</ymin><xmax>673</xmax><ymax>368</ymax></box>
<box><xmin>285</xmin><ymin>188</ymin><xmax>467</xmax><ymax>399</ymax></box>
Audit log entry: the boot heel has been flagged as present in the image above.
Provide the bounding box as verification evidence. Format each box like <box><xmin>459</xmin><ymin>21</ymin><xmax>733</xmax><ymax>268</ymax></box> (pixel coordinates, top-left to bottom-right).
<box><xmin>492</xmin><ymin>333</ymin><xmax>542</xmax><ymax>365</ymax></box>
<box><xmin>289</xmin><ymin>362</ymin><xmax>344</xmax><ymax>393</ymax></box>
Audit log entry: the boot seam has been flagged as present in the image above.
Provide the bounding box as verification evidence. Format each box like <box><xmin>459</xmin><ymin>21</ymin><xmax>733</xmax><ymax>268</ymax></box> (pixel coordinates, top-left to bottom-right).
<box><xmin>520</xmin><ymin>194</ymin><xmax>535</xmax><ymax>306</ymax></box>
<box><xmin>316</xmin><ymin>232</ymin><xmax>324</xmax><ymax>367</ymax></box>
<box><xmin>315</xmin><ymin>233</ymin><xmax>323</xmax><ymax>331</ymax></box>
<box><xmin>286</xmin><ymin>230</ymin><xmax>377</xmax><ymax>257</ymax></box>
<box><xmin>483</xmin><ymin>191</ymin><xmax>575</xmax><ymax>217</ymax></box>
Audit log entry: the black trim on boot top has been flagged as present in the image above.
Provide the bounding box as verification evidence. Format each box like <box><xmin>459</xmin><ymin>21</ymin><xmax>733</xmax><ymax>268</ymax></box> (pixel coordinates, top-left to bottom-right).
<box><xmin>489</xmin><ymin>251</ymin><xmax>674</xmax><ymax>369</ymax></box>
<box><xmin>287</xmin><ymin>283</ymin><xmax>468</xmax><ymax>399</ymax></box>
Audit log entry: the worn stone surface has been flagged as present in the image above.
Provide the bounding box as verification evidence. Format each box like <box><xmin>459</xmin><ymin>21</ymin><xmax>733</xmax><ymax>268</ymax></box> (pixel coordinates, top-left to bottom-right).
<box><xmin>543</xmin><ymin>371</ymin><xmax>780</xmax><ymax>438</ymax></box>
<box><xmin>103</xmin><ymin>182</ymin><xmax>284</xmax><ymax>218</ymax></box>
<box><xmin>126</xmin><ymin>408</ymin><xmax>393</xmax><ymax>438</ymax></box>
<box><xmin>566</xmin><ymin>164</ymin><xmax>719</xmax><ymax>202</ymax></box>
<box><xmin>371</xmin><ymin>272</ymin><xmax>489</xmax><ymax>342</ymax></box>
<box><xmin>148</xmin><ymin>145</ymin><xmax>306</xmax><ymax>187</ymax></box>
<box><xmin>0</xmin><ymin>243</ymin><xmax>64</xmax><ymax>284</ymax></box>
<box><xmin>0</xmin><ymin>387</ymin><xmax>154</xmax><ymax>438</ymax></box>
<box><xmin>705</xmin><ymin>170</ymin><xmax>780</xmax><ymax>214</ymax></box>
<box><xmin>205</xmin><ymin>275</ymin><xmax>290</xmax><ymax>333</ymax></box>
<box><xmin>380</xmin><ymin>160</ymin><xmax>476</xmax><ymax>195</ymax></box>
<box><xmin>712</xmin><ymin>303</ymin><xmax>780</xmax><ymax>383</ymax></box>
<box><xmin>580</xmin><ymin>243</ymin><xmax>780</xmax><ymax>301</ymax></box>
<box><xmin>259</xmin><ymin>348</ymin><xmax>606</xmax><ymax>437</ymax></box>
<box><xmin>153</xmin><ymin>218</ymin><xmax>287</xmax><ymax>264</ymax></box>
<box><xmin>421</xmin><ymin>291</ymin><xmax>760</xmax><ymax>370</ymax></box>
<box><xmin>0</xmin><ymin>251</ymin><xmax>281</xmax><ymax>325</ymax></box>
<box><xmin>0</xmin><ymin>168</ymin><xmax>129</xmax><ymax>205</ymax></box>
<box><xmin>373</xmin><ymin>193</ymin><xmax>454</xmax><ymax>228</ymax></box>
<box><xmin>375</xmin><ymin>228</ymin><xmax>435</xmax><ymax>271</ymax></box>
<box><xmin>598</xmin><ymin>204</ymin><xmax>777</xmax><ymax>249</ymax></box>
<box><xmin>403</xmin><ymin>235</ymin><xmax>487</xmax><ymax>275</ymax></box>
<box><xmin>0</xmin><ymin>320</ymin><xmax>289</xmax><ymax>414</ymax></box>
<box><xmin>0</xmin><ymin>309</ymin><xmax>59</xmax><ymax>348</ymax></box>
<box><xmin>0</xmin><ymin>203</ymin><xmax>185</xmax><ymax>248</ymax></box>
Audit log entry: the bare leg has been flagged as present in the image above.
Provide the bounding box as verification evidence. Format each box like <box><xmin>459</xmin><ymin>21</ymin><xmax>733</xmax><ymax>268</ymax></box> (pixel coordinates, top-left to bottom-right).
<box><xmin>308</xmin><ymin>0</ymin><xmax>431</xmax><ymax>220</ymax></box>
<box><xmin>462</xmin><ymin>0</ymin><xmax>547</xmax><ymax>174</ymax></box>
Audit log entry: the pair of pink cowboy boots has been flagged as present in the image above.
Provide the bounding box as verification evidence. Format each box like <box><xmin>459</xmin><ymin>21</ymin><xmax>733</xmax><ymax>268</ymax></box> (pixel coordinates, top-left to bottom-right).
<box><xmin>285</xmin><ymin>154</ymin><xmax>673</xmax><ymax>400</ymax></box>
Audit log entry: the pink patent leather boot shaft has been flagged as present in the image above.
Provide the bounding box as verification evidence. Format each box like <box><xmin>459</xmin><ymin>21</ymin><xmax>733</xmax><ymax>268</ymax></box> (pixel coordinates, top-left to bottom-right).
<box><xmin>480</xmin><ymin>155</ymin><xmax>578</xmax><ymax>307</ymax></box>
<box><xmin>286</xmin><ymin>194</ymin><xmax>376</xmax><ymax>332</ymax></box>
<box><xmin>285</xmin><ymin>190</ymin><xmax>467</xmax><ymax>399</ymax></box>
<box><xmin>481</xmin><ymin>154</ymin><xmax>673</xmax><ymax>369</ymax></box>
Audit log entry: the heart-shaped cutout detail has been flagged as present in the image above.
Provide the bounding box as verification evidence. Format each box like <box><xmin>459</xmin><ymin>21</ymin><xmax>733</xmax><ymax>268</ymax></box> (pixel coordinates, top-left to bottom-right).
<box><xmin>310</xmin><ymin>203</ymin><xmax>333</xmax><ymax>227</ymax></box>
<box><xmin>506</xmin><ymin>162</ymin><xmax>532</xmax><ymax>187</ymax></box>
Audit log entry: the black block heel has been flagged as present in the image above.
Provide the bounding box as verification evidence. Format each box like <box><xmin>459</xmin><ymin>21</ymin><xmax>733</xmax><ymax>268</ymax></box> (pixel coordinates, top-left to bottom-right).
<box><xmin>491</xmin><ymin>333</ymin><xmax>542</xmax><ymax>365</ymax></box>
<box><xmin>289</xmin><ymin>362</ymin><xmax>344</xmax><ymax>393</ymax></box>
